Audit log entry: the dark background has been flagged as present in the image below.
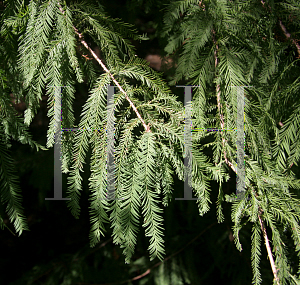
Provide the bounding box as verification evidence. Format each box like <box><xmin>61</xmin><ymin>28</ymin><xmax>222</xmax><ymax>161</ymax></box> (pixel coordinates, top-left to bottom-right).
<box><xmin>0</xmin><ymin>0</ymin><xmax>299</xmax><ymax>284</ymax></box>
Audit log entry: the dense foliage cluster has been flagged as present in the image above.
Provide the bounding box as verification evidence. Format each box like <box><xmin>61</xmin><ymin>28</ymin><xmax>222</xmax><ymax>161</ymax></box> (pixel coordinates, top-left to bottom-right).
<box><xmin>1</xmin><ymin>0</ymin><xmax>300</xmax><ymax>284</ymax></box>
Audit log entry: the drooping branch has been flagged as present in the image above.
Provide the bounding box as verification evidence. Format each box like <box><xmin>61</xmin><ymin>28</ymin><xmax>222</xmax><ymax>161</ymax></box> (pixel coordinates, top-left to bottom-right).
<box><xmin>198</xmin><ymin>0</ymin><xmax>205</xmax><ymax>11</ymax></box>
<box><xmin>57</xmin><ymin>1</ymin><xmax>151</xmax><ymax>133</ymax></box>
<box><xmin>212</xmin><ymin>28</ymin><xmax>236</xmax><ymax>173</ymax></box>
<box><xmin>278</xmin><ymin>20</ymin><xmax>300</xmax><ymax>58</ymax></box>
<box><xmin>248</xmin><ymin>185</ymin><xmax>280</xmax><ymax>285</ymax></box>
<box><xmin>261</xmin><ymin>0</ymin><xmax>300</xmax><ymax>58</ymax></box>
<box><xmin>258</xmin><ymin>209</ymin><xmax>280</xmax><ymax>285</ymax></box>
<box><xmin>213</xmin><ymin>22</ymin><xmax>279</xmax><ymax>280</ymax></box>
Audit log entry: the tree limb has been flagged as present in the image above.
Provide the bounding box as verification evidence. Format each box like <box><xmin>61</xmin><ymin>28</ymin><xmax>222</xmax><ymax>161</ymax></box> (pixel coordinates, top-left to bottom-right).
<box><xmin>249</xmin><ymin>185</ymin><xmax>280</xmax><ymax>285</ymax></box>
<box><xmin>212</xmin><ymin>28</ymin><xmax>236</xmax><ymax>173</ymax></box>
<box><xmin>57</xmin><ymin>1</ymin><xmax>151</xmax><ymax>133</ymax></box>
<box><xmin>261</xmin><ymin>0</ymin><xmax>300</xmax><ymax>58</ymax></box>
<box><xmin>258</xmin><ymin>209</ymin><xmax>280</xmax><ymax>285</ymax></box>
<box><xmin>278</xmin><ymin>20</ymin><xmax>300</xmax><ymax>58</ymax></box>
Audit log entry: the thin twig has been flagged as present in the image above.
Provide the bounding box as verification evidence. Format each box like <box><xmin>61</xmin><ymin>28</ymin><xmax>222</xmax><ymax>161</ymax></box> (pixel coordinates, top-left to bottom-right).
<box><xmin>2</xmin><ymin>221</ymin><xmax>16</xmax><ymax>236</ymax></box>
<box><xmin>57</xmin><ymin>1</ymin><xmax>150</xmax><ymax>133</ymax></box>
<box><xmin>212</xmin><ymin>29</ymin><xmax>236</xmax><ymax>173</ymax></box>
<box><xmin>198</xmin><ymin>0</ymin><xmax>205</xmax><ymax>11</ymax></box>
<box><xmin>258</xmin><ymin>209</ymin><xmax>280</xmax><ymax>285</ymax></box>
<box><xmin>278</xmin><ymin>20</ymin><xmax>300</xmax><ymax>58</ymax></box>
<box><xmin>259</xmin><ymin>4</ymin><xmax>297</xmax><ymax>282</ymax></box>
<box><xmin>212</xmin><ymin>30</ymin><xmax>279</xmax><ymax>278</ymax></box>
<box><xmin>78</xmin><ymin>238</ymin><xmax>113</xmax><ymax>260</ymax></box>
<box><xmin>250</xmin><ymin>186</ymin><xmax>280</xmax><ymax>285</ymax></box>
<box><xmin>75</xmin><ymin>222</ymin><xmax>217</xmax><ymax>285</ymax></box>
<box><xmin>261</xmin><ymin>0</ymin><xmax>300</xmax><ymax>58</ymax></box>
<box><xmin>31</xmin><ymin>238</ymin><xmax>113</xmax><ymax>283</ymax></box>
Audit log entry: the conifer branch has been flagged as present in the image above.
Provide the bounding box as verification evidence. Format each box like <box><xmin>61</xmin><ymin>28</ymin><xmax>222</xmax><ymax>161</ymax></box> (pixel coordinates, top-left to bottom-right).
<box><xmin>258</xmin><ymin>209</ymin><xmax>280</xmax><ymax>285</ymax></box>
<box><xmin>198</xmin><ymin>0</ymin><xmax>205</xmax><ymax>11</ymax></box>
<box><xmin>212</xmin><ymin>28</ymin><xmax>236</xmax><ymax>173</ymax></box>
<box><xmin>217</xmin><ymin>78</ymin><xmax>280</xmax><ymax>283</ymax></box>
<box><xmin>261</xmin><ymin>0</ymin><xmax>300</xmax><ymax>58</ymax></box>
<box><xmin>249</xmin><ymin>185</ymin><xmax>280</xmax><ymax>285</ymax></box>
<box><xmin>57</xmin><ymin>1</ymin><xmax>151</xmax><ymax>133</ymax></box>
<box><xmin>278</xmin><ymin>20</ymin><xmax>300</xmax><ymax>58</ymax></box>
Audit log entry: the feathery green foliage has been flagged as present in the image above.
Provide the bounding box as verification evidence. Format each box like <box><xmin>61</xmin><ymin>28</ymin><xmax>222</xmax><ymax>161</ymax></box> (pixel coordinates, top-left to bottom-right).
<box><xmin>161</xmin><ymin>0</ymin><xmax>300</xmax><ymax>283</ymax></box>
<box><xmin>1</xmin><ymin>0</ymin><xmax>300</xmax><ymax>284</ymax></box>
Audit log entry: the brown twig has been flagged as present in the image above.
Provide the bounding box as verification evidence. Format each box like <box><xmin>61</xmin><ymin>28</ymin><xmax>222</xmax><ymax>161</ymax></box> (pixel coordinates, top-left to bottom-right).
<box><xmin>278</xmin><ymin>20</ymin><xmax>300</xmax><ymax>58</ymax></box>
<box><xmin>57</xmin><ymin>1</ymin><xmax>150</xmax><ymax>133</ymax></box>
<box><xmin>258</xmin><ymin>210</ymin><xmax>280</xmax><ymax>285</ymax></box>
<box><xmin>1</xmin><ymin>220</ymin><xmax>16</xmax><ymax>236</ymax></box>
<box><xmin>248</xmin><ymin>185</ymin><xmax>280</xmax><ymax>285</ymax></box>
<box><xmin>198</xmin><ymin>0</ymin><xmax>205</xmax><ymax>11</ymax></box>
<box><xmin>212</xmin><ymin>35</ymin><xmax>279</xmax><ymax>278</ymax></box>
<box><xmin>75</xmin><ymin>222</ymin><xmax>217</xmax><ymax>285</ymax></box>
<box><xmin>31</xmin><ymin>238</ymin><xmax>113</xmax><ymax>283</ymax></box>
<box><xmin>212</xmin><ymin>29</ymin><xmax>236</xmax><ymax>173</ymax></box>
<box><xmin>261</xmin><ymin>0</ymin><xmax>300</xmax><ymax>58</ymax></box>
<box><xmin>259</xmin><ymin>5</ymin><xmax>298</xmax><ymax>282</ymax></box>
